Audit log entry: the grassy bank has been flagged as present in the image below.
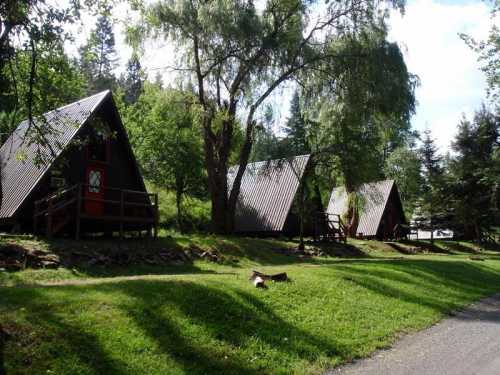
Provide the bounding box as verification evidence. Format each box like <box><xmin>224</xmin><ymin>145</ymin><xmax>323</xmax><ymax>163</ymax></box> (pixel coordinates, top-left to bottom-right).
<box><xmin>1</xmin><ymin>236</ymin><xmax>500</xmax><ymax>374</ymax></box>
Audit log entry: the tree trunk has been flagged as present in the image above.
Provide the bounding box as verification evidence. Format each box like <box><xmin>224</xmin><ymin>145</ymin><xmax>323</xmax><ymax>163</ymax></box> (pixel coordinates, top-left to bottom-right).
<box><xmin>298</xmin><ymin>182</ymin><xmax>305</xmax><ymax>250</ymax></box>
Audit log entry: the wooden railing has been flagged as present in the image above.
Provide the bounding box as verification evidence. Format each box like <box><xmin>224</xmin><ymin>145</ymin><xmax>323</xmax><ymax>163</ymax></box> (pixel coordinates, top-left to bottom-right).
<box><xmin>34</xmin><ymin>184</ymin><xmax>159</xmax><ymax>239</ymax></box>
<box><xmin>313</xmin><ymin>212</ymin><xmax>347</xmax><ymax>243</ymax></box>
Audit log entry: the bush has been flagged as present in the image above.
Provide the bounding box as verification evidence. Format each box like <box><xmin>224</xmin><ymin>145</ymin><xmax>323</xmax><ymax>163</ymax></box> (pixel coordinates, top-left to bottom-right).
<box><xmin>146</xmin><ymin>182</ymin><xmax>211</xmax><ymax>232</ymax></box>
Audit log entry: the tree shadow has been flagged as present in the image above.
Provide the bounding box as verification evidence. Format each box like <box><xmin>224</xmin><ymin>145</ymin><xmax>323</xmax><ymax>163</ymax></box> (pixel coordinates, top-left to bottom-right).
<box><xmin>0</xmin><ymin>325</ymin><xmax>6</xmax><ymax>375</ymax></box>
<box><xmin>334</xmin><ymin>259</ymin><xmax>500</xmax><ymax>314</ymax></box>
<box><xmin>107</xmin><ymin>280</ymin><xmax>347</xmax><ymax>374</ymax></box>
<box><xmin>1</xmin><ymin>292</ymin><xmax>128</xmax><ymax>374</ymax></box>
<box><xmin>1</xmin><ymin>279</ymin><xmax>352</xmax><ymax>374</ymax></box>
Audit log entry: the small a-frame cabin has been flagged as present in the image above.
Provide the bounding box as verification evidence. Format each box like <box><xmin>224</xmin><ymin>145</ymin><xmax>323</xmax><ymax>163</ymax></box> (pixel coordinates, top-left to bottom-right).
<box><xmin>0</xmin><ymin>91</ymin><xmax>158</xmax><ymax>239</ymax></box>
<box><xmin>227</xmin><ymin>155</ymin><xmax>310</xmax><ymax>235</ymax></box>
<box><xmin>326</xmin><ymin>179</ymin><xmax>407</xmax><ymax>240</ymax></box>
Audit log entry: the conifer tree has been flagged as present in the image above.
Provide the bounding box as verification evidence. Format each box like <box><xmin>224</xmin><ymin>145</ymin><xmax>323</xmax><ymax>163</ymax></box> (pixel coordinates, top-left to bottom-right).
<box><xmin>79</xmin><ymin>6</ymin><xmax>117</xmax><ymax>94</ymax></box>
<box><xmin>418</xmin><ymin>129</ymin><xmax>445</xmax><ymax>243</ymax></box>
<box><xmin>284</xmin><ymin>91</ymin><xmax>309</xmax><ymax>155</ymax></box>
<box><xmin>122</xmin><ymin>54</ymin><xmax>144</xmax><ymax>105</ymax></box>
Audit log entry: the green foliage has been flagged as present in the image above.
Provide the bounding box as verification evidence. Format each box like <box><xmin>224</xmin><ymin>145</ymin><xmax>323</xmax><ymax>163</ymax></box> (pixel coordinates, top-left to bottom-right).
<box><xmin>384</xmin><ymin>145</ymin><xmax>423</xmax><ymax>218</ymax></box>
<box><xmin>307</xmin><ymin>28</ymin><xmax>417</xmax><ymax>193</ymax></box>
<box><xmin>460</xmin><ymin>1</ymin><xmax>500</xmax><ymax>105</ymax></box>
<box><xmin>284</xmin><ymin>90</ymin><xmax>310</xmax><ymax>155</ymax></box>
<box><xmin>447</xmin><ymin>107</ymin><xmax>500</xmax><ymax>239</ymax></box>
<box><xmin>120</xmin><ymin>53</ymin><xmax>145</xmax><ymax>105</ymax></box>
<box><xmin>136</xmin><ymin>0</ymin><xmax>412</xmax><ymax>233</ymax></box>
<box><xmin>0</xmin><ymin>40</ymin><xmax>85</xmax><ymax>140</ymax></box>
<box><xmin>148</xmin><ymin>182</ymin><xmax>211</xmax><ymax>231</ymax></box>
<box><xmin>122</xmin><ymin>83</ymin><xmax>206</xmax><ymax>231</ymax></box>
<box><xmin>79</xmin><ymin>5</ymin><xmax>118</xmax><ymax>94</ymax></box>
<box><xmin>414</xmin><ymin>129</ymin><xmax>447</xmax><ymax>240</ymax></box>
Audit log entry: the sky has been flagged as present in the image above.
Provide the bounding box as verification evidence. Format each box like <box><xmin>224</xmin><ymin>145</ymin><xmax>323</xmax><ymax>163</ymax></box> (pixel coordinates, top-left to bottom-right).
<box><xmin>68</xmin><ymin>0</ymin><xmax>495</xmax><ymax>153</ymax></box>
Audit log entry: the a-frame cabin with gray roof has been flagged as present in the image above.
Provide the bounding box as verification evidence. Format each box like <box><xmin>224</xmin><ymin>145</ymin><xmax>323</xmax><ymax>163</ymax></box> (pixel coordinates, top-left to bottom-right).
<box><xmin>0</xmin><ymin>91</ymin><xmax>158</xmax><ymax>238</ymax></box>
<box><xmin>326</xmin><ymin>180</ymin><xmax>406</xmax><ymax>240</ymax></box>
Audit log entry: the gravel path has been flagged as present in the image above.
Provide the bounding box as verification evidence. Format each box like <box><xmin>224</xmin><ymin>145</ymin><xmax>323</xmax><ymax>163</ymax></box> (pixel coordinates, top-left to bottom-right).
<box><xmin>329</xmin><ymin>293</ymin><xmax>500</xmax><ymax>375</ymax></box>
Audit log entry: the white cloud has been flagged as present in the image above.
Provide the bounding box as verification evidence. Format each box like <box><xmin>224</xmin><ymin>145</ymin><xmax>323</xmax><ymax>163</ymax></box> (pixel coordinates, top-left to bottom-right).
<box><xmin>388</xmin><ymin>0</ymin><xmax>493</xmax><ymax>152</ymax></box>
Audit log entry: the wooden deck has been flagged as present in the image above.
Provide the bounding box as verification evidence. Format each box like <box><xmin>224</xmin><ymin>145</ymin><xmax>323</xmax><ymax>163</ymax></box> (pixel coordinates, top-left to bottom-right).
<box><xmin>34</xmin><ymin>184</ymin><xmax>159</xmax><ymax>239</ymax></box>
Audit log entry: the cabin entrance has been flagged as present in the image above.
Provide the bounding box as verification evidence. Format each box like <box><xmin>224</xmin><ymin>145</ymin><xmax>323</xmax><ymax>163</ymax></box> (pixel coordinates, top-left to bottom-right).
<box><xmin>84</xmin><ymin>165</ymin><xmax>106</xmax><ymax>216</ymax></box>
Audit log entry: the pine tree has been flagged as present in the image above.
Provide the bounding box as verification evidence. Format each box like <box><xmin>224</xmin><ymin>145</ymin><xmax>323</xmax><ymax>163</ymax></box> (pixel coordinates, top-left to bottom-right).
<box><xmin>449</xmin><ymin>108</ymin><xmax>499</xmax><ymax>240</ymax></box>
<box><xmin>418</xmin><ymin>129</ymin><xmax>445</xmax><ymax>243</ymax></box>
<box><xmin>122</xmin><ymin>54</ymin><xmax>144</xmax><ymax>105</ymax></box>
<box><xmin>79</xmin><ymin>6</ymin><xmax>117</xmax><ymax>94</ymax></box>
<box><xmin>284</xmin><ymin>91</ymin><xmax>309</xmax><ymax>155</ymax></box>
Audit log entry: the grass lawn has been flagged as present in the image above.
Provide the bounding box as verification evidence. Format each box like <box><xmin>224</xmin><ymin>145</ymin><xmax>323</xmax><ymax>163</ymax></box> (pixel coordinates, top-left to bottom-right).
<box><xmin>1</xmin><ymin>235</ymin><xmax>500</xmax><ymax>374</ymax></box>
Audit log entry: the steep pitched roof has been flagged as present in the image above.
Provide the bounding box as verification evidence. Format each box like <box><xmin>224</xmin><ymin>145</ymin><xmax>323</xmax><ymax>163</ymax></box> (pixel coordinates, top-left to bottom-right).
<box><xmin>0</xmin><ymin>91</ymin><xmax>110</xmax><ymax>218</ymax></box>
<box><xmin>227</xmin><ymin>155</ymin><xmax>310</xmax><ymax>232</ymax></box>
<box><xmin>327</xmin><ymin>179</ymin><xmax>399</xmax><ymax>237</ymax></box>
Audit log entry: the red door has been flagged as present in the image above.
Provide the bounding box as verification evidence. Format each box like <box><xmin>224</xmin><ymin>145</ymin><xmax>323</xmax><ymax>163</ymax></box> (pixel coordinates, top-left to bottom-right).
<box><xmin>84</xmin><ymin>165</ymin><xmax>106</xmax><ymax>216</ymax></box>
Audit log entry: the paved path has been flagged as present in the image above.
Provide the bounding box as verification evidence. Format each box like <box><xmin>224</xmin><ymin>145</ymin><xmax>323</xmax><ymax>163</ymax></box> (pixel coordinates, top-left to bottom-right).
<box><xmin>330</xmin><ymin>294</ymin><xmax>500</xmax><ymax>375</ymax></box>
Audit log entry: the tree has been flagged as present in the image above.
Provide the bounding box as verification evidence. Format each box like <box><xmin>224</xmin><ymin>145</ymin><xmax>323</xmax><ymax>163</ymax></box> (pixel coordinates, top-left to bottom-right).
<box><xmin>383</xmin><ymin>145</ymin><xmax>422</xmax><ymax>218</ymax></box>
<box><xmin>284</xmin><ymin>90</ymin><xmax>309</xmax><ymax>155</ymax></box>
<box><xmin>418</xmin><ymin>129</ymin><xmax>445</xmax><ymax>243</ymax></box>
<box><xmin>136</xmin><ymin>0</ymin><xmax>409</xmax><ymax>233</ymax></box>
<box><xmin>448</xmin><ymin>107</ymin><xmax>499</xmax><ymax>240</ymax></box>
<box><xmin>123</xmin><ymin>83</ymin><xmax>205</xmax><ymax>231</ymax></box>
<box><xmin>460</xmin><ymin>1</ymin><xmax>500</xmax><ymax>105</ymax></box>
<box><xmin>121</xmin><ymin>53</ymin><xmax>145</xmax><ymax>105</ymax></box>
<box><xmin>306</xmin><ymin>28</ymin><xmax>417</xmax><ymax>235</ymax></box>
<box><xmin>79</xmin><ymin>5</ymin><xmax>118</xmax><ymax>94</ymax></box>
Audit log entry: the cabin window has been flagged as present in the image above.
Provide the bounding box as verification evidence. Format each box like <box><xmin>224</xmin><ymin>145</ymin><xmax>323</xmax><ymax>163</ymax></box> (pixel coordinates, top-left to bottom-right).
<box><xmin>88</xmin><ymin>170</ymin><xmax>102</xmax><ymax>193</ymax></box>
<box><xmin>88</xmin><ymin>137</ymin><xmax>108</xmax><ymax>162</ymax></box>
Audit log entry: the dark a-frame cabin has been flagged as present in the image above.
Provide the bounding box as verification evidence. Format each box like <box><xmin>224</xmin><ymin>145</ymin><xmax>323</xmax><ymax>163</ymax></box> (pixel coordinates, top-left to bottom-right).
<box><xmin>0</xmin><ymin>90</ymin><xmax>158</xmax><ymax>239</ymax></box>
<box><xmin>327</xmin><ymin>179</ymin><xmax>407</xmax><ymax>240</ymax></box>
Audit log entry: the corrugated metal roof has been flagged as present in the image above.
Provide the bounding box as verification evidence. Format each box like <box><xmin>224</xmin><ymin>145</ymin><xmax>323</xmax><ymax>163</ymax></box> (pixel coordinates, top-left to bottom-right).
<box><xmin>227</xmin><ymin>155</ymin><xmax>310</xmax><ymax>232</ymax></box>
<box><xmin>327</xmin><ymin>179</ymin><xmax>396</xmax><ymax>237</ymax></box>
<box><xmin>0</xmin><ymin>91</ymin><xmax>110</xmax><ymax>218</ymax></box>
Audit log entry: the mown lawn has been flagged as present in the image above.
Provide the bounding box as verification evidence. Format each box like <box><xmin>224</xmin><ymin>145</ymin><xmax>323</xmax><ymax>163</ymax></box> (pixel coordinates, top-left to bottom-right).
<box><xmin>1</xmin><ymin>236</ymin><xmax>500</xmax><ymax>374</ymax></box>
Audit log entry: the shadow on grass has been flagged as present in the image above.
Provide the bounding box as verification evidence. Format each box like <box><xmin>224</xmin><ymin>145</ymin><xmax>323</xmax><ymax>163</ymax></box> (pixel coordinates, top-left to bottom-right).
<box><xmin>335</xmin><ymin>258</ymin><xmax>500</xmax><ymax>318</ymax></box>
<box><xmin>398</xmin><ymin>239</ymin><xmax>450</xmax><ymax>254</ymax></box>
<box><xmin>4</xmin><ymin>257</ymin><xmax>500</xmax><ymax>373</ymax></box>
<box><xmin>2</xmin><ymin>280</ymin><xmax>346</xmax><ymax>374</ymax></box>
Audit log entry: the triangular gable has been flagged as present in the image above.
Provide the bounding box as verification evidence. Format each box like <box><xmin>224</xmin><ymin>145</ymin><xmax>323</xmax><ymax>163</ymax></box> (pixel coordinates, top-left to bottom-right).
<box><xmin>327</xmin><ymin>180</ymin><xmax>396</xmax><ymax>237</ymax></box>
<box><xmin>227</xmin><ymin>155</ymin><xmax>310</xmax><ymax>232</ymax></box>
<box><xmin>0</xmin><ymin>91</ymin><xmax>110</xmax><ymax>218</ymax></box>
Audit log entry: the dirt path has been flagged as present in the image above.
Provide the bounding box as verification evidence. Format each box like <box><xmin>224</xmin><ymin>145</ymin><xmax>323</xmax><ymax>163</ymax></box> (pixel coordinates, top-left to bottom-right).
<box><xmin>2</xmin><ymin>272</ymin><xmax>239</xmax><ymax>288</ymax></box>
<box><xmin>329</xmin><ymin>293</ymin><xmax>500</xmax><ymax>375</ymax></box>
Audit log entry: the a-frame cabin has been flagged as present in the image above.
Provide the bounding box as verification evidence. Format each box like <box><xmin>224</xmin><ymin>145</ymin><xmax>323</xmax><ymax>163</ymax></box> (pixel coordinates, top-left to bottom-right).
<box><xmin>327</xmin><ymin>179</ymin><xmax>407</xmax><ymax>240</ymax></box>
<box><xmin>0</xmin><ymin>91</ymin><xmax>158</xmax><ymax>239</ymax></box>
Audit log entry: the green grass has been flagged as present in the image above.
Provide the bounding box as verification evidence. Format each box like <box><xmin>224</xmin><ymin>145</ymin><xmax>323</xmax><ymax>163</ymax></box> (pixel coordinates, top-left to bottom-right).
<box><xmin>2</xmin><ymin>236</ymin><xmax>500</xmax><ymax>374</ymax></box>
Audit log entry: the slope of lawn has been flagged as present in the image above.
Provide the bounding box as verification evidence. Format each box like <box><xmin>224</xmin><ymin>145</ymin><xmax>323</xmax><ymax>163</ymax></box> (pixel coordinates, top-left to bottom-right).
<box><xmin>2</xmin><ymin>235</ymin><xmax>500</xmax><ymax>374</ymax></box>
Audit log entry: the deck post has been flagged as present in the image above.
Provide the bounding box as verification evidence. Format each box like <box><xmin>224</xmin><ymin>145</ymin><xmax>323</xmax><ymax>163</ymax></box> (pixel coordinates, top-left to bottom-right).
<box><xmin>119</xmin><ymin>190</ymin><xmax>124</xmax><ymax>240</ymax></box>
<box><xmin>75</xmin><ymin>184</ymin><xmax>82</xmax><ymax>240</ymax></box>
<box><xmin>47</xmin><ymin>197</ymin><xmax>53</xmax><ymax>239</ymax></box>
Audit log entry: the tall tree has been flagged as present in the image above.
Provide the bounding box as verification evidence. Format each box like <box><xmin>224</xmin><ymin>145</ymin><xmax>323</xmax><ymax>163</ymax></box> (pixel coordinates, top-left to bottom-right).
<box><xmin>418</xmin><ymin>129</ymin><xmax>445</xmax><ymax>243</ymax></box>
<box><xmin>136</xmin><ymin>0</ymin><xmax>409</xmax><ymax>233</ymax></box>
<box><xmin>284</xmin><ymin>90</ymin><xmax>309</xmax><ymax>155</ymax></box>
<box><xmin>79</xmin><ymin>5</ymin><xmax>118</xmax><ymax>94</ymax></box>
<box><xmin>306</xmin><ymin>28</ymin><xmax>417</xmax><ymax>235</ymax></box>
<box><xmin>121</xmin><ymin>53</ymin><xmax>145</xmax><ymax>105</ymax></box>
<box><xmin>448</xmin><ymin>107</ymin><xmax>499</xmax><ymax>240</ymax></box>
